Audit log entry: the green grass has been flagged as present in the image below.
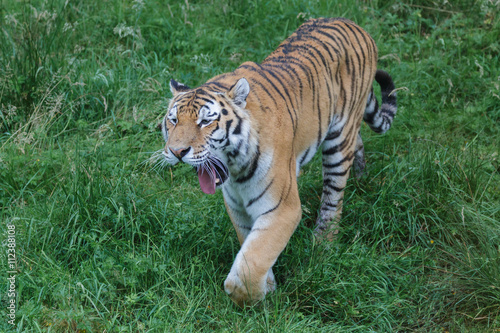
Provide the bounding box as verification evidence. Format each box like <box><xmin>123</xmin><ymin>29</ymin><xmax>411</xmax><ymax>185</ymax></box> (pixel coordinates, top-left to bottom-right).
<box><xmin>1</xmin><ymin>0</ymin><xmax>499</xmax><ymax>331</ymax></box>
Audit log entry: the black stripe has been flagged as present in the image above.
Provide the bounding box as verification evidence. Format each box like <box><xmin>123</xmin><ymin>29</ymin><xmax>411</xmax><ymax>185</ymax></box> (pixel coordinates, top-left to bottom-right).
<box><xmin>262</xmin><ymin>62</ymin><xmax>304</xmax><ymax>107</ymax></box>
<box><xmin>322</xmin><ymin>189</ymin><xmax>333</xmax><ymax>196</ymax></box>
<box><xmin>324</xmin><ymin>169</ymin><xmax>349</xmax><ymax>177</ymax></box>
<box><xmin>265</xmin><ymin>56</ymin><xmax>313</xmax><ymax>87</ymax></box>
<box><xmin>324</xmin><ymin>129</ymin><xmax>341</xmax><ymax>141</ymax></box>
<box><xmin>266</xmin><ymin>46</ymin><xmax>322</xmax><ymax>103</ymax></box>
<box><xmin>231</xmin><ymin>110</ymin><xmax>243</xmax><ymax>135</ymax></box>
<box><xmin>322</xmin><ymin>138</ymin><xmax>347</xmax><ymax>155</ymax></box>
<box><xmin>211</xmin><ymin>138</ymin><xmax>225</xmax><ymax>143</ymax></box>
<box><xmin>246</xmin><ymin>77</ymin><xmax>280</xmax><ymax>109</ymax></box>
<box><xmin>364</xmin><ymin>97</ymin><xmax>378</xmax><ymax>123</ymax></box>
<box><xmin>224</xmin><ymin>119</ymin><xmax>233</xmax><ymax>139</ymax></box>
<box><xmin>348</xmin><ymin>21</ymin><xmax>376</xmax><ymax>60</ymax></box>
<box><xmin>264</xmin><ymin>65</ymin><xmax>300</xmax><ymax>112</ymax></box>
<box><xmin>279</xmin><ymin>44</ymin><xmax>324</xmax><ymax>145</ymax></box>
<box><xmin>323</xmin><ymin>179</ymin><xmax>345</xmax><ymax>192</ymax></box>
<box><xmin>247</xmin><ymin>179</ymin><xmax>274</xmax><ymax>207</ymax></box>
<box><xmin>299</xmin><ymin>36</ymin><xmax>335</xmax><ymax>77</ymax></box>
<box><xmin>322</xmin><ymin>134</ymin><xmax>348</xmax><ymax>155</ymax></box>
<box><xmin>341</xmin><ymin>23</ymin><xmax>368</xmax><ymax>103</ymax></box>
<box><xmin>322</xmin><ymin>201</ymin><xmax>338</xmax><ymax>209</ymax></box>
<box><xmin>382</xmin><ymin>108</ymin><xmax>396</xmax><ymax>117</ymax></box>
<box><xmin>237</xmin><ymin>224</ymin><xmax>251</xmax><ymax>231</ymax></box>
<box><xmin>349</xmin><ymin>25</ymin><xmax>372</xmax><ymax>95</ymax></box>
<box><xmin>261</xmin><ymin>68</ymin><xmax>298</xmax><ymax>127</ymax></box>
<box><xmin>209</xmin><ymin>125</ymin><xmax>219</xmax><ymax>136</ymax></box>
<box><xmin>338</xmin><ymin>23</ymin><xmax>369</xmax><ymax>110</ymax></box>
<box><xmin>224</xmin><ymin>191</ymin><xmax>240</xmax><ymax>206</ymax></box>
<box><xmin>260</xmin><ymin>195</ymin><xmax>283</xmax><ymax>216</ymax></box>
<box><xmin>338</xmin><ymin>23</ymin><xmax>362</xmax><ymax>73</ymax></box>
<box><xmin>205</xmin><ymin>81</ymin><xmax>229</xmax><ymax>90</ymax></box>
<box><xmin>235</xmin><ymin>146</ymin><xmax>260</xmax><ymax>183</ymax></box>
<box><xmin>314</xmin><ymin>29</ymin><xmax>342</xmax><ymax>56</ymax></box>
<box><xmin>320</xmin><ymin>25</ymin><xmax>350</xmax><ymax>47</ymax></box>
<box><xmin>198</xmin><ymin>97</ymin><xmax>214</xmax><ymax>104</ymax></box>
<box><xmin>299</xmin><ymin>148</ymin><xmax>310</xmax><ymax>166</ymax></box>
<box><xmin>239</xmin><ymin>64</ymin><xmax>297</xmax><ymax>132</ymax></box>
<box><xmin>339</xmin><ymin>86</ymin><xmax>347</xmax><ymax>118</ymax></box>
<box><xmin>193</xmin><ymin>89</ymin><xmax>215</xmax><ymax>98</ymax></box>
<box><xmin>233</xmin><ymin>118</ymin><xmax>242</xmax><ymax>135</ymax></box>
<box><xmin>323</xmin><ymin>153</ymin><xmax>354</xmax><ymax>169</ymax></box>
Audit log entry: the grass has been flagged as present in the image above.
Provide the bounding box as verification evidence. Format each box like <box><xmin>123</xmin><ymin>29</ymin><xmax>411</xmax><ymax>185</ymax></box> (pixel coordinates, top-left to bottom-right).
<box><xmin>0</xmin><ymin>0</ymin><xmax>499</xmax><ymax>331</ymax></box>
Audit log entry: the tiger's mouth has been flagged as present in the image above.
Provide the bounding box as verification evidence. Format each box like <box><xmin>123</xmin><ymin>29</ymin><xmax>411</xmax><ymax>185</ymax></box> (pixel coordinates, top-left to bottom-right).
<box><xmin>196</xmin><ymin>156</ymin><xmax>229</xmax><ymax>195</ymax></box>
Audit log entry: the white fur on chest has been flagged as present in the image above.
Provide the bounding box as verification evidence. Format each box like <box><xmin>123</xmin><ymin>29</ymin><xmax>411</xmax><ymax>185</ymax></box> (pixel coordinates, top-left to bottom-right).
<box><xmin>221</xmin><ymin>149</ymin><xmax>275</xmax><ymax>222</ymax></box>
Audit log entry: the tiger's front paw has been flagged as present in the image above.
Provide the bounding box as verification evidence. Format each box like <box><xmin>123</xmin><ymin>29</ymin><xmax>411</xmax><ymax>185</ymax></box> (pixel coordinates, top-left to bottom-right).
<box><xmin>224</xmin><ymin>270</ymin><xmax>270</xmax><ymax>308</ymax></box>
<box><xmin>224</xmin><ymin>273</ymin><xmax>259</xmax><ymax>307</ymax></box>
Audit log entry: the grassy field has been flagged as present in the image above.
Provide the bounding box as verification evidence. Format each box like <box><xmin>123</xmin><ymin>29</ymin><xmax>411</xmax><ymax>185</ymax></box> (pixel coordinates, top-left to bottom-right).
<box><xmin>1</xmin><ymin>0</ymin><xmax>499</xmax><ymax>331</ymax></box>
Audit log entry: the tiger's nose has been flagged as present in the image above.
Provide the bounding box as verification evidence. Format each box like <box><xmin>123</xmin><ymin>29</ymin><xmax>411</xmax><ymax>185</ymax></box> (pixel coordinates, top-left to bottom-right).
<box><xmin>170</xmin><ymin>147</ymin><xmax>191</xmax><ymax>159</ymax></box>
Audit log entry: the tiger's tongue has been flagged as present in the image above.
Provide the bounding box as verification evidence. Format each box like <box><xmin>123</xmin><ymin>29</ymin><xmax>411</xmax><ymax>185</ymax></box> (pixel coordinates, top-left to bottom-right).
<box><xmin>198</xmin><ymin>166</ymin><xmax>216</xmax><ymax>195</ymax></box>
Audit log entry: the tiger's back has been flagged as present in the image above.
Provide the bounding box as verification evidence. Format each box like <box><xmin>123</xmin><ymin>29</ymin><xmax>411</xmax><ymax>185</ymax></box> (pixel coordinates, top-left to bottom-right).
<box><xmin>261</xmin><ymin>17</ymin><xmax>378</xmax><ymax>166</ymax></box>
<box><xmin>206</xmin><ymin>18</ymin><xmax>379</xmax><ymax>169</ymax></box>
<box><xmin>162</xmin><ymin>18</ymin><xmax>396</xmax><ymax>307</ymax></box>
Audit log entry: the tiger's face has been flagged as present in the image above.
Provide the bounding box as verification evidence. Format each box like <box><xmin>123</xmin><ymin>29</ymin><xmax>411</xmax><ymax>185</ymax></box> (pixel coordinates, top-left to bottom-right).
<box><xmin>161</xmin><ymin>78</ymin><xmax>250</xmax><ymax>194</ymax></box>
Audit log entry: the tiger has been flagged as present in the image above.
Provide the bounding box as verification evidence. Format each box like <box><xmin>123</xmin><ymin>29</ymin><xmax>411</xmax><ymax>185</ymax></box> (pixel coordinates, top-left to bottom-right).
<box><xmin>160</xmin><ymin>17</ymin><xmax>397</xmax><ymax>307</ymax></box>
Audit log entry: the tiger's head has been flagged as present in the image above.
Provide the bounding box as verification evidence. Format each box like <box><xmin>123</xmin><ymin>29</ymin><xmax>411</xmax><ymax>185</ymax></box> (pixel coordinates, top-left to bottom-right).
<box><xmin>161</xmin><ymin>77</ymin><xmax>251</xmax><ymax>194</ymax></box>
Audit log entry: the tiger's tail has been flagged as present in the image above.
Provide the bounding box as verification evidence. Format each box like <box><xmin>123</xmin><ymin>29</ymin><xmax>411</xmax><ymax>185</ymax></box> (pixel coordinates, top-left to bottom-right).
<box><xmin>363</xmin><ymin>70</ymin><xmax>397</xmax><ymax>134</ymax></box>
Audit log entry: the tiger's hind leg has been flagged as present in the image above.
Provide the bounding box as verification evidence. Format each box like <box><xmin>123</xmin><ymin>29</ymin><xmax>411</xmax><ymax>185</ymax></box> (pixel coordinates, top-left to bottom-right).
<box><xmin>314</xmin><ymin>128</ymin><xmax>357</xmax><ymax>240</ymax></box>
<box><xmin>353</xmin><ymin>131</ymin><xmax>366</xmax><ymax>179</ymax></box>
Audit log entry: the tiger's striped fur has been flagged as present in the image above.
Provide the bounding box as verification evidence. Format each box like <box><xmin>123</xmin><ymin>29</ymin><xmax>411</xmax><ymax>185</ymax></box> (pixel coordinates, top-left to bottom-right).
<box><xmin>161</xmin><ymin>18</ymin><xmax>397</xmax><ymax>307</ymax></box>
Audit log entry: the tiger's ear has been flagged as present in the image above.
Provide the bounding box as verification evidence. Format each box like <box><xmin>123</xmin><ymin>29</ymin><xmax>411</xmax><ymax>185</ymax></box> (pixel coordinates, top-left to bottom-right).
<box><xmin>228</xmin><ymin>78</ymin><xmax>250</xmax><ymax>108</ymax></box>
<box><xmin>170</xmin><ymin>79</ymin><xmax>190</xmax><ymax>96</ymax></box>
